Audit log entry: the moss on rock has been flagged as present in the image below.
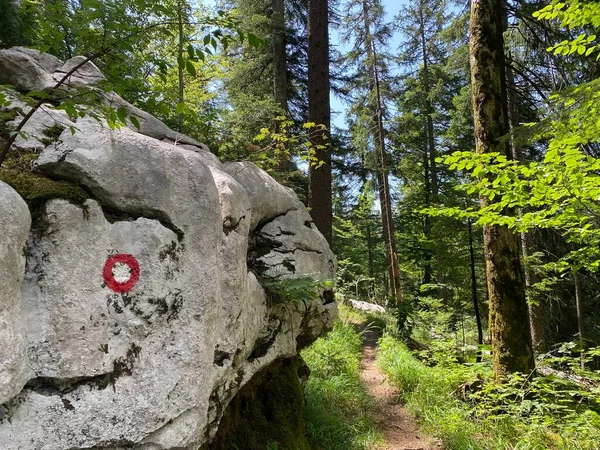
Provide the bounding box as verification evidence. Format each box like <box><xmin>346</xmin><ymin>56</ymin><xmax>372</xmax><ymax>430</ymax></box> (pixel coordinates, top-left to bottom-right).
<box><xmin>39</xmin><ymin>123</ymin><xmax>66</xmax><ymax>146</ymax></box>
<box><xmin>206</xmin><ymin>357</ymin><xmax>312</xmax><ymax>450</ymax></box>
<box><xmin>0</xmin><ymin>168</ymin><xmax>88</xmax><ymax>211</ymax></box>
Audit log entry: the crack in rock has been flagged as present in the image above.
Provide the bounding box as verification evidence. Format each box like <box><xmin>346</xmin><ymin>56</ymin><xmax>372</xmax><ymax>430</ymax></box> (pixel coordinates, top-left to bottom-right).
<box><xmin>101</xmin><ymin>205</ymin><xmax>185</xmax><ymax>241</ymax></box>
<box><xmin>248</xmin><ymin>320</ymin><xmax>284</xmax><ymax>362</ymax></box>
<box><xmin>222</xmin><ymin>215</ymin><xmax>245</xmax><ymax>236</ymax></box>
<box><xmin>23</xmin><ymin>343</ymin><xmax>142</xmax><ymax>396</ymax></box>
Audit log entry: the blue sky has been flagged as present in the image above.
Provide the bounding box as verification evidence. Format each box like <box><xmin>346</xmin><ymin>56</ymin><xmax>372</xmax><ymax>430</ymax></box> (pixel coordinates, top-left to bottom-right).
<box><xmin>206</xmin><ymin>0</ymin><xmax>406</xmax><ymax>130</ymax></box>
<box><xmin>330</xmin><ymin>0</ymin><xmax>404</xmax><ymax>130</ymax></box>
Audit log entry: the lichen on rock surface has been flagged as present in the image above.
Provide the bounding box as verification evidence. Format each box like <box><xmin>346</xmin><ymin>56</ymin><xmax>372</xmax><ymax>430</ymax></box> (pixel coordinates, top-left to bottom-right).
<box><xmin>0</xmin><ymin>47</ymin><xmax>336</xmax><ymax>450</ymax></box>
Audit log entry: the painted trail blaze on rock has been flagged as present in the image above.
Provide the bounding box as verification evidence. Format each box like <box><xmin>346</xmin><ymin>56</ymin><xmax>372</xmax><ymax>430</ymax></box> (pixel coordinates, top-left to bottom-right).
<box><xmin>103</xmin><ymin>254</ymin><xmax>140</xmax><ymax>293</ymax></box>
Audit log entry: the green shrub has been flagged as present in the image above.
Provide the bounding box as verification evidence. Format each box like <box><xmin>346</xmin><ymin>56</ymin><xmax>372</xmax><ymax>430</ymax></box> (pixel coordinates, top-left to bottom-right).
<box><xmin>261</xmin><ymin>275</ymin><xmax>333</xmax><ymax>304</ymax></box>
<box><xmin>377</xmin><ymin>333</ymin><xmax>600</xmax><ymax>450</ymax></box>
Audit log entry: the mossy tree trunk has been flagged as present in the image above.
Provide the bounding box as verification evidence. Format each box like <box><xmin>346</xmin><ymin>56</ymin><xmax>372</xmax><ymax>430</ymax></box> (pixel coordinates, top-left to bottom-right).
<box><xmin>469</xmin><ymin>0</ymin><xmax>534</xmax><ymax>378</ymax></box>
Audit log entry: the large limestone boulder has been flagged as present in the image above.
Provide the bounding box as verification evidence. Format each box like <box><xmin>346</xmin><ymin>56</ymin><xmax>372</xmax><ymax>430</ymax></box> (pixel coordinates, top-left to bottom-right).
<box><xmin>0</xmin><ymin>182</ymin><xmax>31</xmax><ymax>405</ymax></box>
<box><xmin>0</xmin><ymin>48</ymin><xmax>202</xmax><ymax>147</ymax></box>
<box><xmin>0</xmin><ymin>48</ymin><xmax>336</xmax><ymax>450</ymax></box>
<box><xmin>0</xmin><ymin>47</ymin><xmax>61</xmax><ymax>92</ymax></box>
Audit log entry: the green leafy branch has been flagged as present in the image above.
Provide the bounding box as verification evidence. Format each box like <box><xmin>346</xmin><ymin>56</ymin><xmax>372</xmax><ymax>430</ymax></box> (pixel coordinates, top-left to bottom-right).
<box><xmin>253</xmin><ymin>116</ymin><xmax>330</xmax><ymax>169</ymax></box>
<box><xmin>0</xmin><ymin>7</ymin><xmax>262</xmax><ymax>167</ymax></box>
<box><xmin>423</xmin><ymin>145</ymin><xmax>600</xmax><ymax>272</ymax></box>
<box><xmin>533</xmin><ymin>0</ymin><xmax>600</xmax><ymax>57</ymax></box>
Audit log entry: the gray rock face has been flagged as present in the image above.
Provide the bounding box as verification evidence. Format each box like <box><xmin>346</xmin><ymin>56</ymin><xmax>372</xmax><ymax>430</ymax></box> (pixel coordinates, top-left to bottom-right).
<box><xmin>222</xmin><ymin>162</ymin><xmax>304</xmax><ymax>230</ymax></box>
<box><xmin>0</xmin><ymin>47</ymin><xmax>61</xmax><ymax>92</ymax></box>
<box><xmin>53</xmin><ymin>55</ymin><xmax>106</xmax><ymax>88</ymax></box>
<box><xmin>8</xmin><ymin>105</ymin><xmax>75</xmax><ymax>151</ymax></box>
<box><xmin>0</xmin><ymin>48</ymin><xmax>104</xmax><ymax>95</ymax></box>
<box><xmin>0</xmin><ymin>48</ymin><xmax>336</xmax><ymax>450</ymax></box>
<box><xmin>103</xmin><ymin>92</ymin><xmax>202</xmax><ymax>146</ymax></box>
<box><xmin>0</xmin><ymin>47</ymin><xmax>207</xmax><ymax>151</ymax></box>
<box><xmin>0</xmin><ymin>182</ymin><xmax>31</xmax><ymax>406</ymax></box>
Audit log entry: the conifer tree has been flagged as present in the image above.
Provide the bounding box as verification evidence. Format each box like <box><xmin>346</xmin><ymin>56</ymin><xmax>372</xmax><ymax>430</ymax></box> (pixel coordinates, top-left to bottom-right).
<box><xmin>340</xmin><ymin>0</ymin><xmax>401</xmax><ymax>303</ymax></box>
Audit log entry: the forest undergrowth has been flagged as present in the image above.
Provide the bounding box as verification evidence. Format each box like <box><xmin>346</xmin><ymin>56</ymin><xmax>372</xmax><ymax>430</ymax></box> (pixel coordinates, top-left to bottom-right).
<box><xmin>304</xmin><ymin>302</ymin><xmax>600</xmax><ymax>450</ymax></box>
<box><xmin>377</xmin><ymin>314</ymin><xmax>600</xmax><ymax>450</ymax></box>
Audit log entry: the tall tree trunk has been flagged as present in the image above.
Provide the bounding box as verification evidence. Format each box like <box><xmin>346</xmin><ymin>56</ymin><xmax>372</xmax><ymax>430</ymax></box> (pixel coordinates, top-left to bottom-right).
<box><xmin>272</xmin><ymin>0</ymin><xmax>287</xmax><ymax>112</ymax></box>
<box><xmin>177</xmin><ymin>0</ymin><xmax>185</xmax><ymax>133</ymax></box>
<box><xmin>376</xmin><ymin>170</ymin><xmax>402</xmax><ymax>304</ymax></box>
<box><xmin>307</xmin><ymin>0</ymin><xmax>332</xmax><ymax>244</ymax></box>
<box><xmin>468</xmin><ymin>218</ymin><xmax>484</xmax><ymax>363</ymax></box>
<box><xmin>417</xmin><ymin>0</ymin><xmax>439</xmax><ymax>289</ymax></box>
<box><xmin>469</xmin><ymin>0</ymin><xmax>534</xmax><ymax>377</ymax></box>
<box><xmin>574</xmin><ymin>271</ymin><xmax>585</xmax><ymax>369</ymax></box>
<box><xmin>423</xmin><ymin>142</ymin><xmax>432</xmax><ymax>285</ymax></box>
<box><xmin>418</xmin><ymin>2</ymin><xmax>438</xmax><ymax>204</ymax></box>
<box><xmin>366</xmin><ymin>218</ymin><xmax>374</xmax><ymax>281</ymax></box>
<box><xmin>362</xmin><ymin>0</ymin><xmax>402</xmax><ymax>304</ymax></box>
<box><xmin>523</xmin><ymin>230</ymin><xmax>546</xmax><ymax>352</ymax></box>
<box><xmin>503</xmin><ymin>0</ymin><xmax>547</xmax><ymax>355</ymax></box>
<box><xmin>272</xmin><ymin>0</ymin><xmax>289</xmax><ymax>172</ymax></box>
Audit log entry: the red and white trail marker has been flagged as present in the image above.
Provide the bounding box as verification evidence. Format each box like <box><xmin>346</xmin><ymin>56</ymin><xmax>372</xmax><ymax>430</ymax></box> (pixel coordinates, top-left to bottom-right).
<box><xmin>103</xmin><ymin>254</ymin><xmax>140</xmax><ymax>293</ymax></box>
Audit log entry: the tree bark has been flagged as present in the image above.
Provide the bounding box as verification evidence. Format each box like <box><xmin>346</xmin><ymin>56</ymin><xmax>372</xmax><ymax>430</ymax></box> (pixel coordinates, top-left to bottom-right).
<box><xmin>366</xmin><ymin>218</ymin><xmax>374</xmax><ymax>281</ymax></box>
<box><xmin>418</xmin><ymin>1</ymin><xmax>438</xmax><ymax>204</ymax></box>
<box><xmin>272</xmin><ymin>0</ymin><xmax>287</xmax><ymax>113</ymax></box>
<box><xmin>469</xmin><ymin>0</ymin><xmax>534</xmax><ymax>377</ymax></box>
<box><xmin>423</xmin><ymin>143</ymin><xmax>432</xmax><ymax>285</ymax></box>
<box><xmin>307</xmin><ymin>0</ymin><xmax>332</xmax><ymax>244</ymax></box>
<box><xmin>417</xmin><ymin>0</ymin><xmax>438</xmax><ymax>288</ymax></box>
<box><xmin>523</xmin><ymin>230</ymin><xmax>547</xmax><ymax>353</ymax></box>
<box><xmin>272</xmin><ymin>0</ymin><xmax>289</xmax><ymax>172</ymax></box>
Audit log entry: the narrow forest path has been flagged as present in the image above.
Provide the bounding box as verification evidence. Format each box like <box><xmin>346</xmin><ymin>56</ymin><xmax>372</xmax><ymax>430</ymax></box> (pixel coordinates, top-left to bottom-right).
<box><xmin>359</xmin><ymin>328</ymin><xmax>438</xmax><ymax>450</ymax></box>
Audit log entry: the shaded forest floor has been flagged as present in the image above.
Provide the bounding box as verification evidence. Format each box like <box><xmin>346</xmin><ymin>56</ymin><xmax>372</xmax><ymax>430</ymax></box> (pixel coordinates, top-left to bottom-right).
<box><xmin>359</xmin><ymin>327</ymin><xmax>437</xmax><ymax>450</ymax></box>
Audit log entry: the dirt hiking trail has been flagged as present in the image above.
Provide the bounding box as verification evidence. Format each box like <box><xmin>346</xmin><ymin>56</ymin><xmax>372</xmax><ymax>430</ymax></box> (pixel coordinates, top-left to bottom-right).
<box><xmin>359</xmin><ymin>328</ymin><xmax>440</xmax><ymax>450</ymax></box>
